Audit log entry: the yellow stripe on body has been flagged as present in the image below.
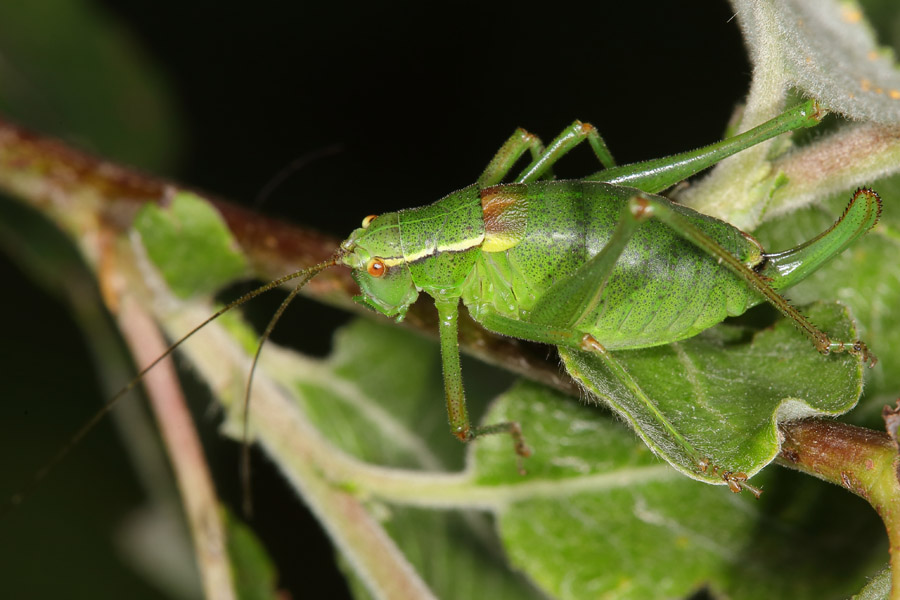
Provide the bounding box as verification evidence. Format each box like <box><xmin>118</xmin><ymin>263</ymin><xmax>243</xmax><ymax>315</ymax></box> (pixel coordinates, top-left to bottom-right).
<box><xmin>382</xmin><ymin>232</ymin><xmax>486</xmax><ymax>267</ymax></box>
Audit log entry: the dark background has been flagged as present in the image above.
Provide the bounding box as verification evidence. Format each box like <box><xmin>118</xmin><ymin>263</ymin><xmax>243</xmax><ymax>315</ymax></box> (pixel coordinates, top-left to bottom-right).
<box><xmin>0</xmin><ymin>2</ymin><xmax>749</xmax><ymax>598</ymax></box>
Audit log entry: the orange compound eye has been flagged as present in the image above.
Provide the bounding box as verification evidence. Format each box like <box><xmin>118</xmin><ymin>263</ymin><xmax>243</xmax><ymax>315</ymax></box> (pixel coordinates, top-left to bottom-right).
<box><xmin>361</xmin><ymin>214</ymin><xmax>378</xmax><ymax>228</ymax></box>
<box><xmin>366</xmin><ymin>257</ymin><xmax>387</xmax><ymax>277</ymax></box>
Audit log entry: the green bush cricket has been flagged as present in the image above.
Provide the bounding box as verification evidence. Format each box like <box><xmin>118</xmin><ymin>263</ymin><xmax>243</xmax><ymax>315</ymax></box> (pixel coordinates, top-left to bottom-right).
<box><xmin>328</xmin><ymin>98</ymin><xmax>878</xmax><ymax>495</ymax></box>
<box><xmin>4</xmin><ymin>98</ymin><xmax>880</xmax><ymax>513</ymax></box>
<box><xmin>207</xmin><ymin>97</ymin><xmax>875</xmax><ymax>499</ymax></box>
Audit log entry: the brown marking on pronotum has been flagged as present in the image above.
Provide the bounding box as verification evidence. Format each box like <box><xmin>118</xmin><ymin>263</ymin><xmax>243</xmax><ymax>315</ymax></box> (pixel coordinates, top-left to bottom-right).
<box><xmin>481</xmin><ymin>185</ymin><xmax>521</xmax><ymax>226</ymax></box>
<box><xmin>480</xmin><ymin>184</ymin><xmax>528</xmax><ymax>252</ymax></box>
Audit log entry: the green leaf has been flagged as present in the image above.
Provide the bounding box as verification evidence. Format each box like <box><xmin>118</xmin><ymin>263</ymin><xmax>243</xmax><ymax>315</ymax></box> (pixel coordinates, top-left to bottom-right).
<box><xmin>557</xmin><ymin>303</ymin><xmax>863</xmax><ymax>483</ymax></box>
<box><xmin>470</xmin><ymin>381</ymin><xmax>884</xmax><ymax>600</ymax></box>
<box><xmin>134</xmin><ymin>190</ymin><xmax>248</xmax><ymax>299</ymax></box>
<box><xmin>245</xmin><ymin>317</ymin><xmax>880</xmax><ymax>599</ymax></box>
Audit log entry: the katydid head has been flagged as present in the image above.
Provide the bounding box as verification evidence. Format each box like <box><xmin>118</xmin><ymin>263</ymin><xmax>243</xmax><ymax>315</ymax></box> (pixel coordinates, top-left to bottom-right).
<box><xmin>339</xmin><ymin>212</ymin><xmax>420</xmax><ymax>320</ymax></box>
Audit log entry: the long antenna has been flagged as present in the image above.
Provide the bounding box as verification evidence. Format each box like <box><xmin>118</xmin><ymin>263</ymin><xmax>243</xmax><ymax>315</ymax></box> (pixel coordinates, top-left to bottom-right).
<box><xmin>239</xmin><ymin>260</ymin><xmax>336</xmax><ymax>516</ymax></box>
<box><xmin>1</xmin><ymin>256</ymin><xmax>340</xmax><ymax>518</ymax></box>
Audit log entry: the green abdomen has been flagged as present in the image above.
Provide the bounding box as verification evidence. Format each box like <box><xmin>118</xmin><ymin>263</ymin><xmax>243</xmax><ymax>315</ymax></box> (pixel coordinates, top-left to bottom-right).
<box><xmin>461</xmin><ymin>181</ymin><xmax>762</xmax><ymax>350</ymax></box>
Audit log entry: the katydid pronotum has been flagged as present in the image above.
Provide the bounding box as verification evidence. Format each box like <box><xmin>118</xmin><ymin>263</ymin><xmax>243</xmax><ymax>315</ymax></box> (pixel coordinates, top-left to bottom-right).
<box><xmin>5</xmin><ymin>98</ymin><xmax>880</xmax><ymax>511</ymax></box>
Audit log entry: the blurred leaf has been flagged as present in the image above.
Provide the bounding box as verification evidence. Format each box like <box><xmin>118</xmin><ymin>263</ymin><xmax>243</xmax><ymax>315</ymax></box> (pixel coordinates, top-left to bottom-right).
<box><xmin>862</xmin><ymin>0</ymin><xmax>900</xmax><ymax>52</ymax></box>
<box><xmin>0</xmin><ymin>0</ymin><xmax>181</xmax><ymax>170</ymax></box>
<box><xmin>223</xmin><ymin>508</ymin><xmax>280</xmax><ymax>600</ymax></box>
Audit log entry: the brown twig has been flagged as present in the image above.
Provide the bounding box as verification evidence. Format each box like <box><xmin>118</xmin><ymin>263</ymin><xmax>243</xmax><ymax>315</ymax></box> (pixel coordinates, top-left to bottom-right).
<box><xmin>778</xmin><ymin>418</ymin><xmax>900</xmax><ymax>597</ymax></box>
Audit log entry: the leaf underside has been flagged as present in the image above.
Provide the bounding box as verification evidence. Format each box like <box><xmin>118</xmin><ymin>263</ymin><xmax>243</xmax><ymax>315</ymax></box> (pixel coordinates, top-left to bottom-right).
<box><xmin>558</xmin><ymin>302</ymin><xmax>863</xmax><ymax>483</ymax></box>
